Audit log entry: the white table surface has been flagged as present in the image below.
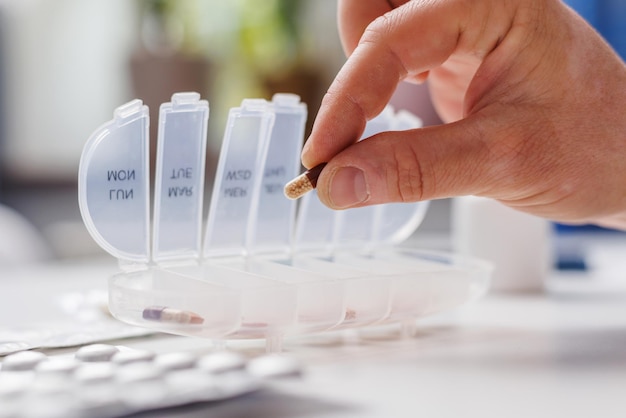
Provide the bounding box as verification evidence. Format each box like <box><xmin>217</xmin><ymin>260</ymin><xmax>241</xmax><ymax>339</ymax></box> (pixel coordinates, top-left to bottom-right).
<box><xmin>2</xmin><ymin>259</ymin><xmax>626</xmax><ymax>417</ymax></box>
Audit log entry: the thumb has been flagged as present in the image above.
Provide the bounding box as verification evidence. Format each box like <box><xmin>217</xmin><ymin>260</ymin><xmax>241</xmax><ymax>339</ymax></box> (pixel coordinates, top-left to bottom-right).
<box><xmin>315</xmin><ymin>115</ymin><xmax>497</xmax><ymax>209</ymax></box>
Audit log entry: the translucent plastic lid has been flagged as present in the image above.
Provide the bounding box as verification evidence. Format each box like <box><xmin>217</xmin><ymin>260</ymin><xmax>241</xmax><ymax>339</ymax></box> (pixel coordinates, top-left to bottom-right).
<box><xmin>152</xmin><ymin>92</ymin><xmax>209</xmax><ymax>262</ymax></box>
<box><xmin>294</xmin><ymin>105</ymin><xmax>427</xmax><ymax>253</ymax></box>
<box><xmin>78</xmin><ymin>98</ymin><xmax>429</xmax><ymax>263</ymax></box>
<box><xmin>333</xmin><ymin>106</ymin><xmax>396</xmax><ymax>249</ymax></box>
<box><xmin>248</xmin><ymin>94</ymin><xmax>307</xmax><ymax>256</ymax></box>
<box><xmin>293</xmin><ymin>189</ymin><xmax>337</xmax><ymax>254</ymax></box>
<box><xmin>203</xmin><ymin>99</ymin><xmax>275</xmax><ymax>258</ymax></box>
<box><xmin>78</xmin><ymin>99</ymin><xmax>150</xmax><ymax>263</ymax></box>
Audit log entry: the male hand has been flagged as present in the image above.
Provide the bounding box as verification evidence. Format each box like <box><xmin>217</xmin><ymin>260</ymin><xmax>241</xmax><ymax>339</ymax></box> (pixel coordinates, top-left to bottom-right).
<box><xmin>302</xmin><ymin>0</ymin><xmax>626</xmax><ymax>229</ymax></box>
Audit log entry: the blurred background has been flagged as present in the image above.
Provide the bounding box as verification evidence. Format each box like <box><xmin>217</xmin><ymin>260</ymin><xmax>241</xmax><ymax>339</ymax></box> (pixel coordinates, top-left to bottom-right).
<box><xmin>0</xmin><ymin>0</ymin><xmax>444</xmax><ymax>264</ymax></box>
<box><xmin>0</xmin><ymin>0</ymin><xmax>624</xmax><ymax>273</ymax></box>
<box><xmin>0</xmin><ymin>0</ymin><xmax>340</xmax><ymax>262</ymax></box>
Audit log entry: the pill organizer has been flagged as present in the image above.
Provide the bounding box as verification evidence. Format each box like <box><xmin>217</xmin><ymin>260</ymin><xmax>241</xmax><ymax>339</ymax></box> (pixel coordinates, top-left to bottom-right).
<box><xmin>78</xmin><ymin>92</ymin><xmax>492</xmax><ymax>351</ymax></box>
<box><xmin>0</xmin><ymin>343</ymin><xmax>301</xmax><ymax>418</ymax></box>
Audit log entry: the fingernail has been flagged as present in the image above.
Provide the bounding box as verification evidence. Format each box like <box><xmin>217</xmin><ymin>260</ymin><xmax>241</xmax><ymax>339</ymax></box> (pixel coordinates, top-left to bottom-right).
<box><xmin>329</xmin><ymin>167</ymin><xmax>369</xmax><ymax>208</ymax></box>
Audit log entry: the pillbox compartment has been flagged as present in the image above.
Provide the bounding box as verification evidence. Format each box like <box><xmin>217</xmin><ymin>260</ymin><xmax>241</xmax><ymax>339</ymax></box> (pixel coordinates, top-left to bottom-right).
<box><xmin>79</xmin><ymin>94</ymin><xmax>492</xmax><ymax>351</ymax></box>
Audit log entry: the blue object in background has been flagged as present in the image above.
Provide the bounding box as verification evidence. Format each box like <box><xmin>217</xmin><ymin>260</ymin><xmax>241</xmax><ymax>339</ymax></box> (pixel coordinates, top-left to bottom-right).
<box><xmin>601</xmin><ymin>0</ymin><xmax>626</xmax><ymax>60</ymax></box>
<box><xmin>565</xmin><ymin>0</ymin><xmax>626</xmax><ymax>59</ymax></box>
<box><xmin>556</xmin><ymin>1</ymin><xmax>626</xmax><ymax>269</ymax></box>
<box><xmin>565</xmin><ymin>0</ymin><xmax>598</xmax><ymax>26</ymax></box>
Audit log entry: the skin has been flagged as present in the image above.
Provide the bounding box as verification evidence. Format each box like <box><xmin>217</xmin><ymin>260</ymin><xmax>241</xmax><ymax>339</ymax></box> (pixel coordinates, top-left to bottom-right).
<box><xmin>301</xmin><ymin>0</ymin><xmax>626</xmax><ymax>229</ymax></box>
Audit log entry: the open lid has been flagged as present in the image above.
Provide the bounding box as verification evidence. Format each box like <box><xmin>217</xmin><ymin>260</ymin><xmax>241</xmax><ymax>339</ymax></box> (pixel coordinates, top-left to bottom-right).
<box><xmin>294</xmin><ymin>105</ymin><xmax>428</xmax><ymax>254</ymax></box>
<box><xmin>332</xmin><ymin>106</ymin><xmax>396</xmax><ymax>250</ymax></box>
<box><xmin>203</xmin><ymin>99</ymin><xmax>275</xmax><ymax>258</ymax></box>
<box><xmin>78</xmin><ymin>99</ymin><xmax>150</xmax><ymax>263</ymax></box>
<box><xmin>247</xmin><ymin>94</ymin><xmax>307</xmax><ymax>256</ymax></box>
<box><xmin>152</xmin><ymin>92</ymin><xmax>209</xmax><ymax>262</ymax></box>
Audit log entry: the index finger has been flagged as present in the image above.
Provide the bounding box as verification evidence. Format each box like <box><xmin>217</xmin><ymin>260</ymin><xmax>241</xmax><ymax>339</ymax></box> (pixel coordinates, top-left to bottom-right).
<box><xmin>337</xmin><ymin>0</ymin><xmax>408</xmax><ymax>56</ymax></box>
<box><xmin>301</xmin><ymin>0</ymin><xmax>510</xmax><ymax>169</ymax></box>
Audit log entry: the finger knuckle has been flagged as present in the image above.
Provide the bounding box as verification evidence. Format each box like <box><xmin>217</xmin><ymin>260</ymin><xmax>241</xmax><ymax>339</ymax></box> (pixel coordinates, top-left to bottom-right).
<box><xmin>361</xmin><ymin>13</ymin><xmax>393</xmax><ymax>46</ymax></box>
<box><xmin>389</xmin><ymin>143</ymin><xmax>425</xmax><ymax>202</ymax></box>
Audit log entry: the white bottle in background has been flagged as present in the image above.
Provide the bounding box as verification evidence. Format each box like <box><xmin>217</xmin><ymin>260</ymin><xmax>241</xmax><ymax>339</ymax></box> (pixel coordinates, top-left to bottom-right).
<box><xmin>451</xmin><ymin>196</ymin><xmax>552</xmax><ymax>293</ymax></box>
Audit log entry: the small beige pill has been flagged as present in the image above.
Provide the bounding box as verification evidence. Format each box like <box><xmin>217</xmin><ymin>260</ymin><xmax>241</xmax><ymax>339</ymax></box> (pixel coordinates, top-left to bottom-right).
<box><xmin>283</xmin><ymin>163</ymin><xmax>327</xmax><ymax>200</ymax></box>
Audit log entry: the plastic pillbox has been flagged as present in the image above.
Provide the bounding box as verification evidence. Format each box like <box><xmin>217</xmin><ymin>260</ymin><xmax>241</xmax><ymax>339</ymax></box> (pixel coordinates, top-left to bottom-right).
<box><xmin>78</xmin><ymin>92</ymin><xmax>492</xmax><ymax>351</ymax></box>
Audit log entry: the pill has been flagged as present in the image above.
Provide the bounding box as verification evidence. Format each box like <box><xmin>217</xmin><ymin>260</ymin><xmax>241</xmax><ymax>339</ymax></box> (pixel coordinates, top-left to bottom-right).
<box><xmin>154</xmin><ymin>352</ymin><xmax>196</xmax><ymax>371</ymax></box>
<box><xmin>74</xmin><ymin>363</ymin><xmax>116</xmax><ymax>383</ymax></box>
<box><xmin>247</xmin><ymin>354</ymin><xmax>302</xmax><ymax>379</ymax></box>
<box><xmin>115</xmin><ymin>362</ymin><xmax>163</xmax><ymax>384</ymax></box>
<box><xmin>197</xmin><ymin>351</ymin><xmax>246</xmax><ymax>374</ymax></box>
<box><xmin>116</xmin><ymin>363</ymin><xmax>168</xmax><ymax>410</ymax></box>
<box><xmin>75</xmin><ymin>344</ymin><xmax>119</xmax><ymax>362</ymax></box>
<box><xmin>1</xmin><ymin>351</ymin><xmax>47</xmax><ymax>371</ymax></box>
<box><xmin>142</xmin><ymin>306</ymin><xmax>204</xmax><ymax>325</ymax></box>
<box><xmin>111</xmin><ymin>350</ymin><xmax>155</xmax><ymax>365</ymax></box>
<box><xmin>283</xmin><ymin>162</ymin><xmax>327</xmax><ymax>200</ymax></box>
<box><xmin>165</xmin><ymin>369</ymin><xmax>218</xmax><ymax>401</ymax></box>
<box><xmin>36</xmin><ymin>357</ymin><xmax>79</xmax><ymax>375</ymax></box>
<box><xmin>119</xmin><ymin>380</ymin><xmax>168</xmax><ymax>410</ymax></box>
<box><xmin>30</xmin><ymin>373</ymin><xmax>73</xmax><ymax>395</ymax></box>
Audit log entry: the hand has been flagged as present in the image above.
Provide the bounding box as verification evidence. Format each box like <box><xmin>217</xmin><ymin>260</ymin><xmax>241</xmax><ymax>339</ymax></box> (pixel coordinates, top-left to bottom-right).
<box><xmin>302</xmin><ymin>0</ymin><xmax>626</xmax><ymax>229</ymax></box>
